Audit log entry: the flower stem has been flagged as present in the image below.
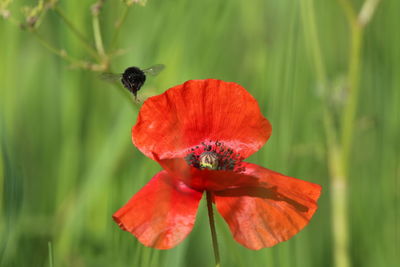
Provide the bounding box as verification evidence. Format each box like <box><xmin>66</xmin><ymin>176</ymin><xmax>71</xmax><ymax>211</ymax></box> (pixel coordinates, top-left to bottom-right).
<box><xmin>332</xmin><ymin>2</ymin><xmax>380</xmax><ymax>267</ymax></box>
<box><xmin>48</xmin><ymin>241</ymin><xmax>54</xmax><ymax>267</ymax></box>
<box><xmin>92</xmin><ymin>13</ymin><xmax>106</xmax><ymax>58</ymax></box>
<box><xmin>53</xmin><ymin>6</ymin><xmax>100</xmax><ymax>61</ymax></box>
<box><xmin>91</xmin><ymin>1</ymin><xmax>108</xmax><ymax>71</ymax></box>
<box><xmin>206</xmin><ymin>191</ymin><xmax>221</xmax><ymax>267</ymax></box>
<box><xmin>31</xmin><ymin>30</ymin><xmax>89</xmax><ymax>68</ymax></box>
<box><xmin>110</xmin><ymin>5</ymin><xmax>131</xmax><ymax>50</ymax></box>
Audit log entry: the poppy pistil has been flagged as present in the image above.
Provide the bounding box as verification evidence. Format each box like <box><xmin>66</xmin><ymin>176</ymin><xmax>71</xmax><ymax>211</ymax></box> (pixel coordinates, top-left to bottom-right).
<box><xmin>199</xmin><ymin>151</ymin><xmax>219</xmax><ymax>170</ymax></box>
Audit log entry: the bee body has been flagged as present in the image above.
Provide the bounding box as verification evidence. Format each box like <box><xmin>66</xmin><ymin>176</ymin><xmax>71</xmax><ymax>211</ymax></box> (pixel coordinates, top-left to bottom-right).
<box><xmin>121</xmin><ymin>67</ymin><xmax>146</xmax><ymax>97</ymax></box>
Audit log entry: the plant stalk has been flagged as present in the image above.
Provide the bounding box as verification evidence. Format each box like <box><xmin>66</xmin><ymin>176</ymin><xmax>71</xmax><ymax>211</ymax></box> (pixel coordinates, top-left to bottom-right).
<box><xmin>110</xmin><ymin>5</ymin><xmax>131</xmax><ymax>49</ymax></box>
<box><xmin>206</xmin><ymin>191</ymin><xmax>221</xmax><ymax>267</ymax></box>
<box><xmin>92</xmin><ymin>15</ymin><xmax>106</xmax><ymax>58</ymax></box>
<box><xmin>54</xmin><ymin>7</ymin><xmax>100</xmax><ymax>61</ymax></box>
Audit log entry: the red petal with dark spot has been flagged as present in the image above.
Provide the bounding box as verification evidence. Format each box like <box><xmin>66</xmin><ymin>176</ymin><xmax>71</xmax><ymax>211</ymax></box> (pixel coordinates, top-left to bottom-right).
<box><xmin>113</xmin><ymin>170</ymin><xmax>203</xmax><ymax>249</ymax></box>
<box><xmin>132</xmin><ymin>79</ymin><xmax>272</xmax><ymax>160</ymax></box>
<box><xmin>214</xmin><ymin>163</ymin><xmax>321</xmax><ymax>249</ymax></box>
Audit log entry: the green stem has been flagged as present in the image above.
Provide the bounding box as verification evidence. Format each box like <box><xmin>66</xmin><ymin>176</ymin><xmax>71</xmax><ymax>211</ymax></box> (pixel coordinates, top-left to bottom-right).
<box><xmin>303</xmin><ymin>1</ymin><xmax>381</xmax><ymax>267</ymax></box>
<box><xmin>31</xmin><ymin>30</ymin><xmax>104</xmax><ymax>71</ymax></box>
<box><xmin>92</xmin><ymin>14</ymin><xmax>106</xmax><ymax>58</ymax></box>
<box><xmin>300</xmin><ymin>0</ymin><xmax>327</xmax><ymax>86</ymax></box>
<box><xmin>302</xmin><ymin>1</ymin><xmax>352</xmax><ymax>267</ymax></box>
<box><xmin>48</xmin><ymin>241</ymin><xmax>54</xmax><ymax>267</ymax></box>
<box><xmin>91</xmin><ymin>1</ymin><xmax>108</xmax><ymax>71</ymax></box>
<box><xmin>31</xmin><ymin>30</ymin><xmax>86</xmax><ymax>66</ymax></box>
<box><xmin>324</xmin><ymin>108</ymin><xmax>351</xmax><ymax>267</ymax></box>
<box><xmin>110</xmin><ymin>6</ymin><xmax>131</xmax><ymax>50</ymax></box>
<box><xmin>340</xmin><ymin>24</ymin><xmax>363</xmax><ymax>171</ymax></box>
<box><xmin>53</xmin><ymin>7</ymin><xmax>100</xmax><ymax>61</ymax></box>
<box><xmin>359</xmin><ymin>0</ymin><xmax>382</xmax><ymax>26</ymax></box>
<box><xmin>206</xmin><ymin>191</ymin><xmax>221</xmax><ymax>267</ymax></box>
<box><xmin>32</xmin><ymin>30</ymin><xmax>70</xmax><ymax>61</ymax></box>
<box><xmin>337</xmin><ymin>0</ymin><xmax>358</xmax><ymax>27</ymax></box>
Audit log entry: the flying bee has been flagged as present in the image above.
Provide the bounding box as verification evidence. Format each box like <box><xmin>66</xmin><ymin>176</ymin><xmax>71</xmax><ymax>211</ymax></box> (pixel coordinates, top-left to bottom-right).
<box><xmin>101</xmin><ymin>64</ymin><xmax>165</xmax><ymax>100</ymax></box>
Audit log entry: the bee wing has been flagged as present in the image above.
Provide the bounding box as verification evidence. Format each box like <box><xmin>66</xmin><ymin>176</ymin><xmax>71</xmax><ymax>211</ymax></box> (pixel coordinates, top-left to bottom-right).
<box><xmin>99</xmin><ymin>72</ymin><xmax>121</xmax><ymax>83</ymax></box>
<box><xmin>142</xmin><ymin>64</ymin><xmax>165</xmax><ymax>76</ymax></box>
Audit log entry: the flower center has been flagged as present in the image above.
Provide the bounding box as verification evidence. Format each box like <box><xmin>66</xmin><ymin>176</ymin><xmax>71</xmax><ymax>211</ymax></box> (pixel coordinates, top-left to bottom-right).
<box><xmin>184</xmin><ymin>140</ymin><xmax>245</xmax><ymax>172</ymax></box>
<box><xmin>199</xmin><ymin>152</ymin><xmax>219</xmax><ymax>170</ymax></box>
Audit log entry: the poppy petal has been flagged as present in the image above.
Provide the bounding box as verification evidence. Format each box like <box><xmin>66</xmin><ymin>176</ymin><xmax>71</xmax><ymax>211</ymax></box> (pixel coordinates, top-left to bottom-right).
<box><xmin>113</xmin><ymin>170</ymin><xmax>203</xmax><ymax>249</ymax></box>
<box><xmin>214</xmin><ymin>163</ymin><xmax>321</xmax><ymax>249</ymax></box>
<box><xmin>133</xmin><ymin>79</ymin><xmax>271</xmax><ymax>160</ymax></box>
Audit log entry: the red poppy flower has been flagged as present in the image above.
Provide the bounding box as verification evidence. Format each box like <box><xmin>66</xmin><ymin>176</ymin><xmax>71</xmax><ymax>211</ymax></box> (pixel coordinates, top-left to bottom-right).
<box><xmin>113</xmin><ymin>79</ymin><xmax>321</xmax><ymax>250</ymax></box>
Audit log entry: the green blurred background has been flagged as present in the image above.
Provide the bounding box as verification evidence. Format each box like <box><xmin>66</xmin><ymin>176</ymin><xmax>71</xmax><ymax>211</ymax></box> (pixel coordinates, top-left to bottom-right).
<box><xmin>0</xmin><ymin>0</ymin><xmax>398</xmax><ymax>266</ymax></box>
